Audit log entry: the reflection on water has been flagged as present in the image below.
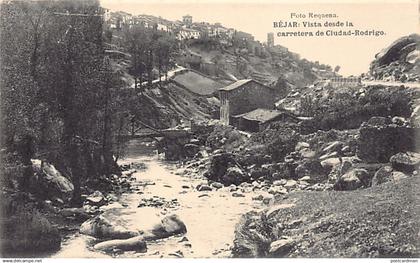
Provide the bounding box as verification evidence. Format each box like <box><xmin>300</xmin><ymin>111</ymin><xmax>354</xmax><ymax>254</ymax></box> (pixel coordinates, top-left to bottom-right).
<box><xmin>53</xmin><ymin>139</ymin><xmax>264</xmax><ymax>258</ymax></box>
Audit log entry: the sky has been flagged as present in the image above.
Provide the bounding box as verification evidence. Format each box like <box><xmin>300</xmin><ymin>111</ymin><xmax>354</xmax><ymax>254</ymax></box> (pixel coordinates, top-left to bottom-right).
<box><xmin>101</xmin><ymin>0</ymin><xmax>419</xmax><ymax>76</ymax></box>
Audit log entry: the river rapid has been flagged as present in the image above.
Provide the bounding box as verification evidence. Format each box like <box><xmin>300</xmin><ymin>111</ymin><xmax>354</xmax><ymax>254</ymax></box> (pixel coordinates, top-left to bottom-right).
<box><xmin>52</xmin><ymin>139</ymin><xmax>264</xmax><ymax>258</ymax></box>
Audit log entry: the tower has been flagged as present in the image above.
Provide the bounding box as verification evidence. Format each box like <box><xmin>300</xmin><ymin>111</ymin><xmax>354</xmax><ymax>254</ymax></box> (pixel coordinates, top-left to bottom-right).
<box><xmin>267</xmin><ymin>32</ymin><xmax>274</xmax><ymax>48</ymax></box>
<box><xmin>182</xmin><ymin>15</ymin><xmax>192</xmax><ymax>27</ymax></box>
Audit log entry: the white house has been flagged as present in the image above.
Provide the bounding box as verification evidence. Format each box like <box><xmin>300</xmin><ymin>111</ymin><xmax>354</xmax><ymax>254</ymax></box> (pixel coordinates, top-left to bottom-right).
<box><xmin>177</xmin><ymin>27</ymin><xmax>201</xmax><ymax>40</ymax></box>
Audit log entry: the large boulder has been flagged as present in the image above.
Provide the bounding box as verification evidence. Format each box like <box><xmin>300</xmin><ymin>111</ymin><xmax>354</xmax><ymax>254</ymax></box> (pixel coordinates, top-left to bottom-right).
<box><xmin>271</xmin><ymin>163</ymin><xmax>295</xmax><ymax>180</ymax></box>
<box><xmin>30</xmin><ymin>160</ymin><xmax>74</xmax><ymax>201</ymax></box>
<box><xmin>390</xmin><ymin>152</ymin><xmax>420</xmax><ymax>173</ymax></box>
<box><xmin>268</xmin><ymin>238</ymin><xmax>295</xmax><ymax>257</ymax></box>
<box><xmin>184</xmin><ymin>143</ymin><xmax>200</xmax><ymax>158</ymax></box>
<box><xmin>93</xmin><ymin>236</ymin><xmax>147</xmax><ymax>252</ymax></box>
<box><xmin>80</xmin><ymin>215</ymin><xmax>138</xmax><ymax>239</ymax></box>
<box><xmin>204</xmin><ymin>153</ymin><xmax>246</xmax><ymax>185</ymax></box>
<box><xmin>372</xmin><ymin>166</ymin><xmax>394</xmax><ymax>186</ymax></box>
<box><xmin>222</xmin><ymin>166</ymin><xmax>248</xmax><ymax>186</ymax></box>
<box><xmin>145</xmin><ymin>214</ymin><xmax>187</xmax><ymax>240</ymax></box>
<box><xmin>295</xmin><ymin>159</ymin><xmax>327</xmax><ymax>183</ymax></box>
<box><xmin>357</xmin><ymin>118</ymin><xmax>416</xmax><ymax>163</ymax></box>
<box><xmin>232</xmin><ymin>211</ymin><xmax>269</xmax><ymax>258</ymax></box>
<box><xmin>333</xmin><ymin>169</ymin><xmax>369</xmax><ymax>191</ymax></box>
<box><xmin>370</xmin><ymin>34</ymin><xmax>420</xmax><ymax>81</ymax></box>
<box><xmin>85</xmin><ymin>191</ymin><xmax>106</xmax><ymax>206</ymax></box>
<box><xmin>320</xmin><ymin>158</ymin><xmax>341</xmax><ymax>174</ymax></box>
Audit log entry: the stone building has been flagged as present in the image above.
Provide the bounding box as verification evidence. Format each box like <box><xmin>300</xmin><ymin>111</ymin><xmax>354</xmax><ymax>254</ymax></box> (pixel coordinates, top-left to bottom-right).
<box><xmin>219</xmin><ymin>79</ymin><xmax>277</xmax><ymax>125</ymax></box>
<box><xmin>182</xmin><ymin>15</ymin><xmax>192</xmax><ymax>27</ymax></box>
<box><xmin>231</xmin><ymin>108</ymin><xmax>299</xmax><ymax>132</ymax></box>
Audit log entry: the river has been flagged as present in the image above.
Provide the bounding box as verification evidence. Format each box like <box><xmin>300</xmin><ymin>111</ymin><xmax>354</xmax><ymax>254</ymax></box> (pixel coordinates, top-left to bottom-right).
<box><xmin>52</xmin><ymin>139</ymin><xmax>264</xmax><ymax>258</ymax></box>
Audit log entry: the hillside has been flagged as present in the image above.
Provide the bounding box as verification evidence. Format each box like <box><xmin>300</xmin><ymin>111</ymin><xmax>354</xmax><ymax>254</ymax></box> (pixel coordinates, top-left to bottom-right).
<box><xmin>183</xmin><ymin>39</ymin><xmax>336</xmax><ymax>95</ymax></box>
<box><xmin>233</xmin><ymin>177</ymin><xmax>420</xmax><ymax>257</ymax></box>
<box><xmin>107</xmin><ymin>16</ymin><xmax>337</xmax><ymax>129</ymax></box>
<box><xmin>369</xmin><ymin>34</ymin><xmax>420</xmax><ymax>82</ymax></box>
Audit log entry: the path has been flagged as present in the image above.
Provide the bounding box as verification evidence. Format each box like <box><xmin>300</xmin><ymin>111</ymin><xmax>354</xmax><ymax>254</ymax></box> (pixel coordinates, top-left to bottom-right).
<box><xmin>129</xmin><ymin>65</ymin><xmax>187</xmax><ymax>89</ymax></box>
<box><xmin>362</xmin><ymin>80</ymin><xmax>420</xmax><ymax>89</ymax></box>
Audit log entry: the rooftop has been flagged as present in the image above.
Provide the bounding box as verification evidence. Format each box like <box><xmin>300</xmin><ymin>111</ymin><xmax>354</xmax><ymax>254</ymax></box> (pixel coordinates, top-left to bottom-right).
<box><xmin>234</xmin><ymin>108</ymin><xmax>286</xmax><ymax>123</ymax></box>
<box><xmin>171</xmin><ymin>70</ymin><xmax>224</xmax><ymax>96</ymax></box>
<box><xmin>219</xmin><ymin>79</ymin><xmax>273</xmax><ymax>91</ymax></box>
<box><xmin>219</xmin><ymin>79</ymin><xmax>253</xmax><ymax>91</ymax></box>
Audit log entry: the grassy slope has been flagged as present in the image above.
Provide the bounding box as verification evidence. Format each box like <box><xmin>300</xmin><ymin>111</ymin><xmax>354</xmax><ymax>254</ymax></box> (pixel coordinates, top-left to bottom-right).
<box><xmin>233</xmin><ymin>176</ymin><xmax>420</xmax><ymax>258</ymax></box>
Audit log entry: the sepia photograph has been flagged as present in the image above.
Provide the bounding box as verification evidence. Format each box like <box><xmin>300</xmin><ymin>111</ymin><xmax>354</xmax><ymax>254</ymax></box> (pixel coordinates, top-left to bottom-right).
<box><xmin>0</xmin><ymin>0</ymin><xmax>419</xmax><ymax>260</ymax></box>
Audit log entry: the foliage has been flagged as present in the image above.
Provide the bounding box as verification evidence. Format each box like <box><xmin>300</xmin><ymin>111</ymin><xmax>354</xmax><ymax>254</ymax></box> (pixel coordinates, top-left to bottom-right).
<box><xmin>206</xmin><ymin>125</ymin><xmax>246</xmax><ymax>152</ymax></box>
<box><xmin>1</xmin><ymin>194</ymin><xmax>60</xmax><ymax>255</ymax></box>
<box><xmin>248</xmin><ymin>123</ymin><xmax>300</xmax><ymax>162</ymax></box>
<box><xmin>0</xmin><ymin>0</ymin><xmax>125</xmax><ymax>204</ymax></box>
<box><xmin>122</xmin><ymin>25</ymin><xmax>178</xmax><ymax>87</ymax></box>
<box><xmin>300</xmin><ymin>86</ymin><xmax>413</xmax><ymax>132</ymax></box>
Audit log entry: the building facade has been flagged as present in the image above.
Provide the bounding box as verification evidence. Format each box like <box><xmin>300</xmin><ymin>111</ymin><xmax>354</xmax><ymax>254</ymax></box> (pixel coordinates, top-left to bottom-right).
<box><xmin>182</xmin><ymin>15</ymin><xmax>193</xmax><ymax>27</ymax></box>
<box><xmin>219</xmin><ymin>79</ymin><xmax>277</xmax><ymax>125</ymax></box>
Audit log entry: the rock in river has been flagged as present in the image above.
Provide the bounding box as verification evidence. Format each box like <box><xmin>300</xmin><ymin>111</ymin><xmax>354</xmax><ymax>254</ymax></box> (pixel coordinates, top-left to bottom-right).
<box><xmin>197</xmin><ymin>184</ymin><xmax>212</xmax><ymax>191</ymax></box>
<box><xmin>80</xmin><ymin>215</ymin><xmax>138</xmax><ymax>239</ymax></box>
<box><xmin>85</xmin><ymin>190</ymin><xmax>106</xmax><ymax>206</ymax></box>
<box><xmin>145</xmin><ymin>214</ymin><xmax>187</xmax><ymax>241</ymax></box>
<box><xmin>94</xmin><ymin>236</ymin><xmax>147</xmax><ymax>252</ymax></box>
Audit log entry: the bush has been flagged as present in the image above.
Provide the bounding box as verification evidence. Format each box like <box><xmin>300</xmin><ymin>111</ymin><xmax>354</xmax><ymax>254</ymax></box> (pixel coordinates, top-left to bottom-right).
<box><xmin>248</xmin><ymin>123</ymin><xmax>300</xmax><ymax>162</ymax></box>
<box><xmin>206</xmin><ymin>125</ymin><xmax>246</xmax><ymax>152</ymax></box>
<box><xmin>1</xmin><ymin>195</ymin><xmax>60</xmax><ymax>256</ymax></box>
<box><xmin>302</xmin><ymin>86</ymin><xmax>413</xmax><ymax>132</ymax></box>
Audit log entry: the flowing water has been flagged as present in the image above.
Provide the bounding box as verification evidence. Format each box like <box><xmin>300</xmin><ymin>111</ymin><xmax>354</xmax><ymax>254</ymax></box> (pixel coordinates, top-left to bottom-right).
<box><xmin>52</xmin><ymin>139</ymin><xmax>265</xmax><ymax>258</ymax></box>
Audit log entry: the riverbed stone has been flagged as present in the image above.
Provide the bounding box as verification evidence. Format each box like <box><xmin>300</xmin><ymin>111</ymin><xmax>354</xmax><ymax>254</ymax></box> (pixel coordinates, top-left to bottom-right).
<box><xmin>232</xmin><ymin>192</ymin><xmax>245</xmax><ymax>197</ymax></box>
<box><xmin>80</xmin><ymin>215</ymin><xmax>138</xmax><ymax>239</ymax></box>
<box><xmin>333</xmin><ymin>169</ymin><xmax>369</xmax><ymax>191</ymax></box>
<box><xmin>390</xmin><ymin>152</ymin><xmax>420</xmax><ymax>173</ymax></box>
<box><xmin>268</xmin><ymin>238</ymin><xmax>295</xmax><ymax>257</ymax></box>
<box><xmin>145</xmin><ymin>214</ymin><xmax>187</xmax><ymax>240</ymax></box>
<box><xmin>93</xmin><ymin>236</ymin><xmax>147</xmax><ymax>252</ymax></box>
<box><xmin>197</xmin><ymin>184</ymin><xmax>212</xmax><ymax>191</ymax></box>
<box><xmin>85</xmin><ymin>190</ymin><xmax>106</xmax><ymax>206</ymax></box>
<box><xmin>60</xmin><ymin>207</ymin><xmax>91</xmax><ymax>221</ymax></box>
<box><xmin>284</xmin><ymin>180</ymin><xmax>298</xmax><ymax>189</ymax></box>
<box><xmin>372</xmin><ymin>166</ymin><xmax>393</xmax><ymax>186</ymax></box>
<box><xmin>273</xmin><ymin>179</ymin><xmax>287</xmax><ymax>186</ymax></box>
<box><xmin>268</xmin><ymin>186</ymin><xmax>288</xmax><ymax>195</ymax></box>
<box><xmin>211</xmin><ymin>182</ymin><xmax>224</xmax><ymax>189</ymax></box>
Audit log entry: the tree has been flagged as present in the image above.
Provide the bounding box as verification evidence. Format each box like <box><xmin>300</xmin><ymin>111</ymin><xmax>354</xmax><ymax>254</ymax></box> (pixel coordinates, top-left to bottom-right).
<box><xmin>1</xmin><ymin>0</ymin><xmax>124</xmax><ymax>205</ymax></box>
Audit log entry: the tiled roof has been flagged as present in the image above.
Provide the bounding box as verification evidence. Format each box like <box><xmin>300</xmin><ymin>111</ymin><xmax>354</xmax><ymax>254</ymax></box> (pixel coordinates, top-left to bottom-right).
<box><xmin>219</xmin><ymin>79</ymin><xmax>253</xmax><ymax>91</ymax></box>
<box><xmin>234</xmin><ymin>108</ymin><xmax>282</xmax><ymax>123</ymax></box>
<box><xmin>234</xmin><ymin>108</ymin><xmax>296</xmax><ymax>123</ymax></box>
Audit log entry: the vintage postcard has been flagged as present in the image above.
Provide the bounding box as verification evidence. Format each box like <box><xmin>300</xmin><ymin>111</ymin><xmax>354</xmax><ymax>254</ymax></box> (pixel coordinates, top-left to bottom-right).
<box><xmin>0</xmin><ymin>0</ymin><xmax>419</xmax><ymax>260</ymax></box>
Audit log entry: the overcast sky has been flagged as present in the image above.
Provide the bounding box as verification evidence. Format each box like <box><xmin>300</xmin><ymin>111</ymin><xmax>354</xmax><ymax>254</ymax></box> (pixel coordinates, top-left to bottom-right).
<box><xmin>101</xmin><ymin>0</ymin><xmax>419</xmax><ymax>76</ymax></box>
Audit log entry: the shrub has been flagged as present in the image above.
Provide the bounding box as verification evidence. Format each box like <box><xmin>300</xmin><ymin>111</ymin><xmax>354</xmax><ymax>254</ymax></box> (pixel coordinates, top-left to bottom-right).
<box><xmin>302</xmin><ymin>86</ymin><xmax>413</xmax><ymax>132</ymax></box>
<box><xmin>206</xmin><ymin>125</ymin><xmax>246</xmax><ymax>152</ymax></box>
<box><xmin>0</xmin><ymin>195</ymin><xmax>60</xmax><ymax>256</ymax></box>
<box><xmin>249</xmin><ymin>123</ymin><xmax>300</xmax><ymax>162</ymax></box>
